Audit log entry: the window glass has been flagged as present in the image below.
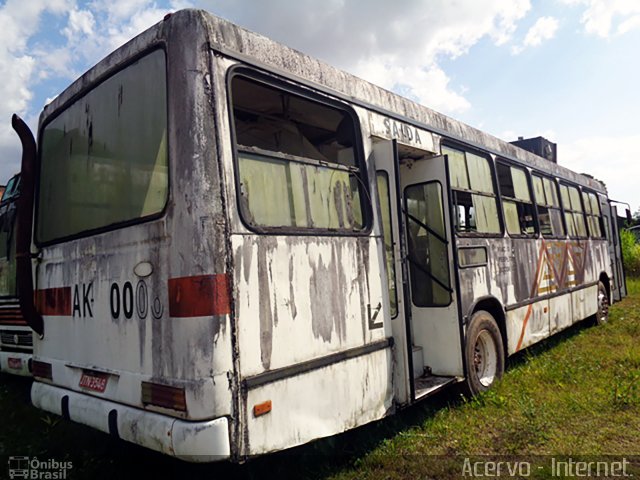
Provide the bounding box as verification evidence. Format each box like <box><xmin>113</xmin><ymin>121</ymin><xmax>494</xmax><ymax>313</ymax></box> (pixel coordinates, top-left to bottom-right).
<box><xmin>568</xmin><ymin>186</ymin><xmax>583</xmax><ymax>212</ymax></box>
<box><xmin>376</xmin><ymin>172</ymin><xmax>397</xmax><ymax>317</ymax></box>
<box><xmin>582</xmin><ymin>192</ymin><xmax>592</xmax><ymax>214</ymax></box>
<box><xmin>232</xmin><ymin>75</ymin><xmax>366</xmax><ymax>231</ymax></box>
<box><xmin>511</xmin><ymin>167</ymin><xmax>530</xmax><ymax>202</ymax></box>
<box><xmin>497</xmin><ymin>162</ymin><xmax>535</xmax><ymax>236</ymax></box>
<box><xmin>503</xmin><ymin>201</ymin><xmax>521</xmax><ymax>235</ymax></box>
<box><xmin>405</xmin><ymin>182</ymin><xmax>451</xmax><ymax>306</ymax></box>
<box><xmin>590</xmin><ymin>193</ymin><xmax>601</xmax><ymax>215</ymax></box>
<box><xmin>37</xmin><ymin>50</ymin><xmax>168</xmax><ymax>243</ymax></box>
<box><xmin>560</xmin><ymin>185</ymin><xmax>570</xmax><ymax>209</ymax></box>
<box><xmin>445</xmin><ymin>146</ymin><xmax>500</xmax><ymax>235</ymax></box>
<box><xmin>543</xmin><ymin>178</ymin><xmax>559</xmax><ymax>207</ymax></box>
<box><xmin>467</xmin><ymin>153</ymin><xmax>494</xmax><ymax>193</ymax></box>
<box><xmin>532</xmin><ymin>176</ymin><xmax>545</xmax><ymax>205</ymax></box>
<box><xmin>443</xmin><ymin>146</ymin><xmax>469</xmax><ymax>190</ymax></box>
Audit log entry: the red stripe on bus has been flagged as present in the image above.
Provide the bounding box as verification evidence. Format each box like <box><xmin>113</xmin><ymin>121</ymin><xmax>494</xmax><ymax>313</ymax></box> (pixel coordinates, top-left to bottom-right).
<box><xmin>35</xmin><ymin>287</ymin><xmax>72</xmax><ymax>316</ymax></box>
<box><xmin>168</xmin><ymin>274</ymin><xmax>231</xmax><ymax>318</ymax></box>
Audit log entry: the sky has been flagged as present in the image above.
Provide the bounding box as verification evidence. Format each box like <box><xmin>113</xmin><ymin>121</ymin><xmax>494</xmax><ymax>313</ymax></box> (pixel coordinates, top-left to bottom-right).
<box><xmin>0</xmin><ymin>0</ymin><xmax>638</xmax><ymax>212</ymax></box>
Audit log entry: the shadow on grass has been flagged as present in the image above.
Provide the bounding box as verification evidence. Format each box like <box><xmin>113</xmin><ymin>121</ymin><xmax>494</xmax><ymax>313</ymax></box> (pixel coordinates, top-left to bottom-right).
<box><xmin>0</xmin><ymin>318</ymin><xmax>600</xmax><ymax>480</ymax></box>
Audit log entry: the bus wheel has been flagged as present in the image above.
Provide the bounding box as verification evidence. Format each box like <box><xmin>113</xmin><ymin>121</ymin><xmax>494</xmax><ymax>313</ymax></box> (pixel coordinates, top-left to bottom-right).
<box><xmin>595</xmin><ymin>281</ymin><xmax>609</xmax><ymax>326</ymax></box>
<box><xmin>463</xmin><ymin>310</ymin><xmax>504</xmax><ymax>396</ymax></box>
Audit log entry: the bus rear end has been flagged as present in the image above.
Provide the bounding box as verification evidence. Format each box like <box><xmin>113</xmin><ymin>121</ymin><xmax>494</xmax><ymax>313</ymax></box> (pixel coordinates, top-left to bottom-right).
<box><xmin>19</xmin><ymin>14</ymin><xmax>234</xmax><ymax>461</ymax></box>
<box><xmin>0</xmin><ymin>173</ymin><xmax>32</xmax><ymax>376</ymax></box>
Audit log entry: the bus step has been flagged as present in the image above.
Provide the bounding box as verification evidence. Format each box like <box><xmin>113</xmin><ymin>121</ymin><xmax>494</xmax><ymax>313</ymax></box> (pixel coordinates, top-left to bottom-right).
<box><xmin>414</xmin><ymin>375</ymin><xmax>457</xmax><ymax>400</ymax></box>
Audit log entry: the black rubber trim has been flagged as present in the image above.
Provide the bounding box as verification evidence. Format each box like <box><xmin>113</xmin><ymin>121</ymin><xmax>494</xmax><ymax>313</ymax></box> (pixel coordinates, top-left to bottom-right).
<box><xmin>108</xmin><ymin>409</ymin><xmax>120</xmax><ymax>439</ymax></box>
<box><xmin>61</xmin><ymin>395</ymin><xmax>70</xmax><ymax>421</ymax></box>
<box><xmin>242</xmin><ymin>337</ymin><xmax>393</xmax><ymax>390</ymax></box>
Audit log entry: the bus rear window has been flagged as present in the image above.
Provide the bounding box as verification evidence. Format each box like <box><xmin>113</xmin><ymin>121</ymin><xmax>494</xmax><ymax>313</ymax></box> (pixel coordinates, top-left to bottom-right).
<box><xmin>37</xmin><ymin>50</ymin><xmax>168</xmax><ymax>244</ymax></box>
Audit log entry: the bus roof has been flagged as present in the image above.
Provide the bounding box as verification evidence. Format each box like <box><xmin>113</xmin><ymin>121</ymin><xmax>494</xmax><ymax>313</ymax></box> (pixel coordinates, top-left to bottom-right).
<box><xmin>40</xmin><ymin>8</ymin><xmax>606</xmax><ymax>194</ymax></box>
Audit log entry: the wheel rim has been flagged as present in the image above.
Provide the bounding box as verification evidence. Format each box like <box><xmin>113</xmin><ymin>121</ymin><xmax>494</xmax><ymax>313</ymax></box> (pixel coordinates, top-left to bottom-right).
<box><xmin>597</xmin><ymin>288</ymin><xmax>609</xmax><ymax>323</ymax></box>
<box><xmin>473</xmin><ymin>330</ymin><xmax>498</xmax><ymax>387</ymax></box>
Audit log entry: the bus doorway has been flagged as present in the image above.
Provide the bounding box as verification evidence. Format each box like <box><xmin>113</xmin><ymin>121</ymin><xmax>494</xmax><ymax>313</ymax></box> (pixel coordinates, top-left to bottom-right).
<box><xmin>397</xmin><ymin>147</ymin><xmax>463</xmax><ymax>400</ymax></box>
<box><xmin>374</xmin><ymin>139</ymin><xmax>462</xmax><ymax>404</ymax></box>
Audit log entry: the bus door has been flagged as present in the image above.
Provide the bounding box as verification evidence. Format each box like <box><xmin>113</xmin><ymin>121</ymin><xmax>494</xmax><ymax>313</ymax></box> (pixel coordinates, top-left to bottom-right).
<box><xmin>609</xmin><ymin>203</ymin><xmax>627</xmax><ymax>301</ymax></box>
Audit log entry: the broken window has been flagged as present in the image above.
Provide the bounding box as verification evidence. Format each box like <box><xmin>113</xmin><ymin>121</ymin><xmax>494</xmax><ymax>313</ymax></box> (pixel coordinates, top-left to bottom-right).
<box><xmin>442</xmin><ymin>146</ymin><xmax>500</xmax><ymax>235</ymax></box>
<box><xmin>560</xmin><ymin>184</ymin><xmax>587</xmax><ymax>238</ymax></box>
<box><xmin>532</xmin><ymin>174</ymin><xmax>565</xmax><ymax>237</ymax></box>
<box><xmin>231</xmin><ymin>74</ymin><xmax>367</xmax><ymax>232</ymax></box>
<box><xmin>583</xmin><ymin>191</ymin><xmax>604</xmax><ymax>238</ymax></box>
<box><xmin>37</xmin><ymin>50</ymin><xmax>168</xmax><ymax>244</ymax></box>
<box><xmin>497</xmin><ymin>162</ymin><xmax>536</xmax><ymax>236</ymax></box>
<box><xmin>376</xmin><ymin>172</ymin><xmax>398</xmax><ymax>317</ymax></box>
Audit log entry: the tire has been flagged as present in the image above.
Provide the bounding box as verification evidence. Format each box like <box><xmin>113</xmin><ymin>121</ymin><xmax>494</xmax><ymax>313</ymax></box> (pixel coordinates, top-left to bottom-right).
<box><xmin>462</xmin><ymin>310</ymin><xmax>505</xmax><ymax>396</ymax></box>
<box><xmin>595</xmin><ymin>281</ymin><xmax>609</xmax><ymax>326</ymax></box>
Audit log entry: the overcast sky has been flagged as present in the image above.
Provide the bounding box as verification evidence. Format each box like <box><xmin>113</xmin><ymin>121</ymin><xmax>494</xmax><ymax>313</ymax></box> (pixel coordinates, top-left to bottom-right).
<box><xmin>1</xmin><ymin>0</ymin><xmax>638</xmax><ymax>211</ymax></box>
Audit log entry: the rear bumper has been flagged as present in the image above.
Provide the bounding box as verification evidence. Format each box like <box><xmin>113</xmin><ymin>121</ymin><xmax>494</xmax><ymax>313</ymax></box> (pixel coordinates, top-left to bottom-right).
<box><xmin>31</xmin><ymin>381</ymin><xmax>231</xmax><ymax>462</ymax></box>
<box><xmin>0</xmin><ymin>351</ymin><xmax>31</xmax><ymax>376</ymax></box>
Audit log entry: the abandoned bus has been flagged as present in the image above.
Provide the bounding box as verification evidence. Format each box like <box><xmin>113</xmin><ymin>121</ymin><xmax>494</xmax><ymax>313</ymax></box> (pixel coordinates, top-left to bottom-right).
<box><xmin>0</xmin><ymin>173</ymin><xmax>32</xmax><ymax>376</ymax></box>
<box><xmin>12</xmin><ymin>9</ymin><xmax>626</xmax><ymax>462</ymax></box>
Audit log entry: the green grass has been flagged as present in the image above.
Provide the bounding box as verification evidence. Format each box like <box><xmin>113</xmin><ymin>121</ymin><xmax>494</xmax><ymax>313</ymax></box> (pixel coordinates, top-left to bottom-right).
<box><xmin>2</xmin><ymin>280</ymin><xmax>640</xmax><ymax>479</ymax></box>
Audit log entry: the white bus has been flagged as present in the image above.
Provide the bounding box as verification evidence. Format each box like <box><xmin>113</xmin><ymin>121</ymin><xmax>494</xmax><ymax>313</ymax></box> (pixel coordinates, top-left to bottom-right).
<box><xmin>0</xmin><ymin>173</ymin><xmax>32</xmax><ymax>376</ymax></box>
<box><xmin>12</xmin><ymin>9</ymin><xmax>626</xmax><ymax>462</ymax></box>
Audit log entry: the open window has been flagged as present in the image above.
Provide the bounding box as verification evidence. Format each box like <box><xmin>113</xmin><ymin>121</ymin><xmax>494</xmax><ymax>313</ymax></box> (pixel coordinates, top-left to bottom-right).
<box><xmin>230</xmin><ymin>72</ymin><xmax>368</xmax><ymax>233</ymax></box>
<box><xmin>442</xmin><ymin>145</ymin><xmax>500</xmax><ymax>235</ymax></box>
<box><xmin>582</xmin><ymin>190</ymin><xmax>604</xmax><ymax>238</ymax></box>
<box><xmin>496</xmin><ymin>161</ymin><xmax>536</xmax><ymax>236</ymax></box>
<box><xmin>532</xmin><ymin>174</ymin><xmax>565</xmax><ymax>237</ymax></box>
<box><xmin>560</xmin><ymin>183</ymin><xmax>587</xmax><ymax>238</ymax></box>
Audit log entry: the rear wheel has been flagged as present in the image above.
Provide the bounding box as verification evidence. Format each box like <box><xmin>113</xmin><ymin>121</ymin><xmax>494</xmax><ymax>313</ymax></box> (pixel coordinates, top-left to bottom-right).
<box><xmin>595</xmin><ymin>281</ymin><xmax>609</xmax><ymax>325</ymax></box>
<box><xmin>462</xmin><ymin>310</ymin><xmax>505</xmax><ymax>396</ymax></box>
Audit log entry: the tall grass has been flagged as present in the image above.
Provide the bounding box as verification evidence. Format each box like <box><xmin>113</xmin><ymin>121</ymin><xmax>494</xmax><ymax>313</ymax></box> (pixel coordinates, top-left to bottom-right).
<box><xmin>621</xmin><ymin>229</ymin><xmax>640</xmax><ymax>277</ymax></box>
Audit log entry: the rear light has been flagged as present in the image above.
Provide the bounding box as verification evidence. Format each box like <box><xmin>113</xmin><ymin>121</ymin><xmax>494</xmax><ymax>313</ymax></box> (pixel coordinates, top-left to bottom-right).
<box><xmin>32</xmin><ymin>360</ymin><xmax>53</xmax><ymax>380</ymax></box>
<box><xmin>141</xmin><ymin>381</ymin><xmax>186</xmax><ymax>412</ymax></box>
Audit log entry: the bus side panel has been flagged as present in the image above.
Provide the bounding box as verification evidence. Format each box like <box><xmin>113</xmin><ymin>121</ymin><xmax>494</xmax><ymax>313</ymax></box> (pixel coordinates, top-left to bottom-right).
<box><xmin>231</xmin><ymin>234</ymin><xmax>393</xmax><ymax>455</ymax></box>
<box><xmin>245</xmin><ymin>348</ymin><xmax>392</xmax><ymax>455</ymax></box>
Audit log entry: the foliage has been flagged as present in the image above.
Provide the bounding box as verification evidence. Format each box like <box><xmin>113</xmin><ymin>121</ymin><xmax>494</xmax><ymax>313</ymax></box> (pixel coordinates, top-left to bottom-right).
<box><xmin>621</xmin><ymin>229</ymin><xmax>640</xmax><ymax>277</ymax></box>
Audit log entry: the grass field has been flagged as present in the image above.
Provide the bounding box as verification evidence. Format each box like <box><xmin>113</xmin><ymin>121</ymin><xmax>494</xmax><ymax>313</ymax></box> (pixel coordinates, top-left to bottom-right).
<box><xmin>1</xmin><ymin>279</ymin><xmax>639</xmax><ymax>479</ymax></box>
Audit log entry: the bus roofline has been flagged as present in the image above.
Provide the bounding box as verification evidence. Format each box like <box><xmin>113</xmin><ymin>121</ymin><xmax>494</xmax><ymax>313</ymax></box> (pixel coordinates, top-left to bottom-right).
<box><xmin>31</xmin><ymin>382</ymin><xmax>231</xmax><ymax>462</ymax></box>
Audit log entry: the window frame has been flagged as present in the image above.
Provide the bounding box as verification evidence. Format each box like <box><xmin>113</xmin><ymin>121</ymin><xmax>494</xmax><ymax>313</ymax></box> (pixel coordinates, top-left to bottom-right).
<box><xmin>441</xmin><ymin>142</ymin><xmax>503</xmax><ymax>238</ymax></box>
<box><xmin>227</xmin><ymin>66</ymin><xmax>372</xmax><ymax>236</ymax></box>
<box><xmin>582</xmin><ymin>188</ymin><xmax>605</xmax><ymax>239</ymax></box>
<box><xmin>34</xmin><ymin>46</ymin><xmax>171</xmax><ymax>247</ymax></box>
<box><xmin>531</xmin><ymin>172</ymin><xmax>566</xmax><ymax>239</ymax></box>
<box><xmin>559</xmin><ymin>181</ymin><xmax>588</xmax><ymax>239</ymax></box>
<box><xmin>403</xmin><ymin>179</ymin><xmax>452</xmax><ymax>308</ymax></box>
<box><xmin>495</xmin><ymin>159</ymin><xmax>538</xmax><ymax>238</ymax></box>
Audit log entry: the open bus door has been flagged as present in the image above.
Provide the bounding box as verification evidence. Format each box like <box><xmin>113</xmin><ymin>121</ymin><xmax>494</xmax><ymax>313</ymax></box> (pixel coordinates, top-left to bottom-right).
<box><xmin>373</xmin><ymin>139</ymin><xmax>461</xmax><ymax>404</ymax></box>
<box><xmin>609</xmin><ymin>203</ymin><xmax>627</xmax><ymax>301</ymax></box>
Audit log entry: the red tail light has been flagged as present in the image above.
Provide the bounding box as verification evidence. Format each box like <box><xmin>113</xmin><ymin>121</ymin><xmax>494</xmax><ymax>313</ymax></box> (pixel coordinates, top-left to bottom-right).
<box><xmin>141</xmin><ymin>381</ymin><xmax>186</xmax><ymax>412</ymax></box>
<box><xmin>32</xmin><ymin>360</ymin><xmax>52</xmax><ymax>380</ymax></box>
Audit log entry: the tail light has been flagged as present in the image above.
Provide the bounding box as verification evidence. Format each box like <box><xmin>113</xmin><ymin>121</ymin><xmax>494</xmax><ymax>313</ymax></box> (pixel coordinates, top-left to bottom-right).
<box><xmin>32</xmin><ymin>360</ymin><xmax>52</xmax><ymax>380</ymax></box>
<box><xmin>141</xmin><ymin>381</ymin><xmax>186</xmax><ymax>412</ymax></box>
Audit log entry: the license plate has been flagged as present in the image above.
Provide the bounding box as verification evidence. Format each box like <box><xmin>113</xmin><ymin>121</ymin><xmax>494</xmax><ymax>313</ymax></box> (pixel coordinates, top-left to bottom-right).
<box><xmin>7</xmin><ymin>358</ymin><xmax>22</xmax><ymax>370</ymax></box>
<box><xmin>79</xmin><ymin>372</ymin><xmax>109</xmax><ymax>392</ymax></box>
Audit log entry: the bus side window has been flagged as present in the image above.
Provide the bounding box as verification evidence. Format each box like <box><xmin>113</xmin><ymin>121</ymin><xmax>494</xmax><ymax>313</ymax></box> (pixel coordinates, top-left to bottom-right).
<box><xmin>532</xmin><ymin>174</ymin><xmax>565</xmax><ymax>237</ymax></box>
<box><xmin>496</xmin><ymin>162</ymin><xmax>536</xmax><ymax>236</ymax></box>
<box><xmin>583</xmin><ymin>191</ymin><xmax>604</xmax><ymax>238</ymax></box>
<box><xmin>230</xmin><ymin>74</ymin><xmax>368</xmax><ymax>233</ymax></box>
<box><xmin>561</xmin><ymin>184</ymin><xmax>587</xmax><ymax>238</ymax></box>
<box><xmin>442</xmin><ymin>146</ymin><xmax>500</xmax><ymax>235</ymax></box>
